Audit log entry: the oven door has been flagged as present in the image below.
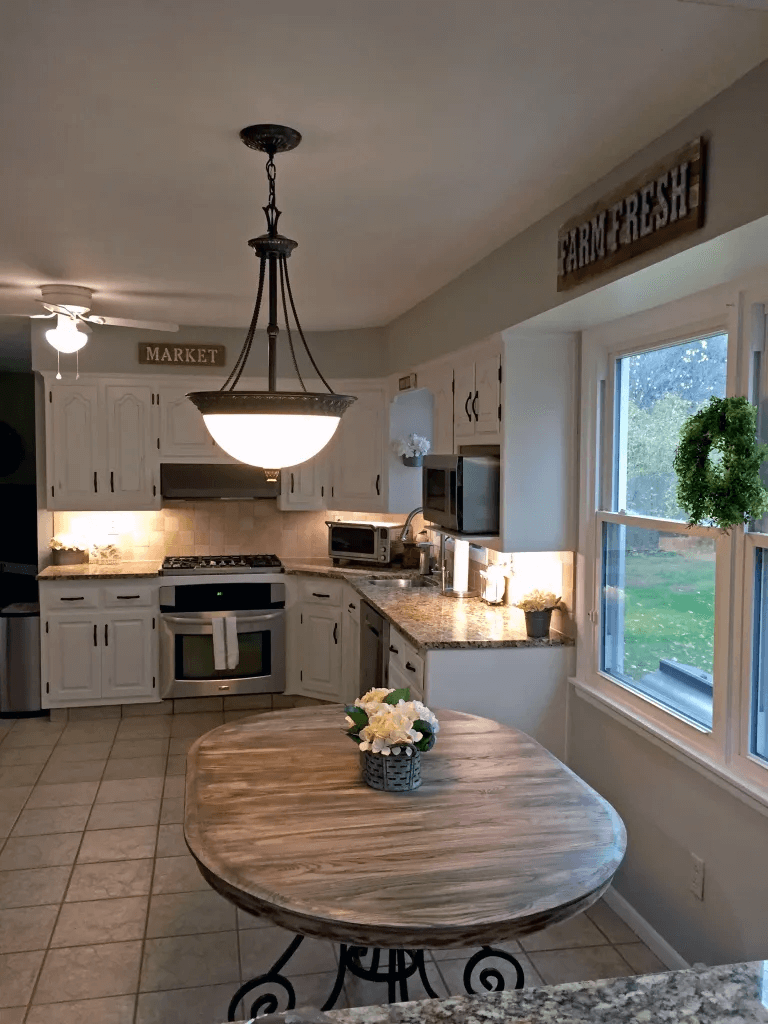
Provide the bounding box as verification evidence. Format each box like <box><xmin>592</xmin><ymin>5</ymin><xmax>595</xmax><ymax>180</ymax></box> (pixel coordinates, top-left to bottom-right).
<box><xmin>422</xmin><ymin>458</ymin><xmax>459</xmax><ymax>531</ymax></box>
<box><xmin>160</xmin><ymin>609</ymin><xmax>286</xmax><ymax>699</ymax></box>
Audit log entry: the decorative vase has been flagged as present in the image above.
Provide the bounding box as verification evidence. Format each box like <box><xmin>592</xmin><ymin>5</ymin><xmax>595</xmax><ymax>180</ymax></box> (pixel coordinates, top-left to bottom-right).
<box><xmin>524</xmin><ymin>609</ymin><xmax>553</xmax><ymax>638</ymax></box>
<box><xmin>402</xmin><ymin>455</ymin><xmax>424</xmax><ymax>467</ymax></box>
<box><xmin>363</xmin><ymin>748</ymin><xmax>422</xmax><ymax>791</ymax></box>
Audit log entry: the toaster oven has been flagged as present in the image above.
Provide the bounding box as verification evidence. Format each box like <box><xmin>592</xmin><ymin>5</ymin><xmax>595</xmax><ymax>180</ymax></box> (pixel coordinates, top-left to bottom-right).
<box><xmin>326</xmin><ymin>520</ymin><xmax>402</xmax><ymax>565</ymax></box>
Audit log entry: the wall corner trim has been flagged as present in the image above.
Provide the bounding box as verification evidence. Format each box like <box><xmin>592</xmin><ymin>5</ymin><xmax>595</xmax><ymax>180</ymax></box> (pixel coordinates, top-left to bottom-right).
<box><xmin>603</xmin><ymin>886</ymin><xmax>689</xmax><ymax>971</ymax></box>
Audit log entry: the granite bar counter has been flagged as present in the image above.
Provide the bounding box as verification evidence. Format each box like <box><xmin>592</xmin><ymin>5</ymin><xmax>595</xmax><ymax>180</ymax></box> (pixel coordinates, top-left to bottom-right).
<box><xmin>37</xmin><ymin>559</ymin><xmax>163</xmax><ymax>580</ymax></box>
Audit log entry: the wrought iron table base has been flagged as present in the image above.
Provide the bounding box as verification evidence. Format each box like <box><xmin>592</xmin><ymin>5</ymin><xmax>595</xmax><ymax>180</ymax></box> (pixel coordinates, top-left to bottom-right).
<box><xmin>227</xmin><ymin>935</ymin><xmax>525</xmax><ymax>1020</ymax></box>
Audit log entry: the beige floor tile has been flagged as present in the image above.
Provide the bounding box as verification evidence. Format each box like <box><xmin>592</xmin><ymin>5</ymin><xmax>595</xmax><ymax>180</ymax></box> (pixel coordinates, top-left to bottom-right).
<box><xmin>0</xmin><ymin>746</ymin><xmax>52</xmax><ymax>767</ymax></box>
<box><xmin>26</xmin><ymin>995</ymin><xmax>136</xmax><ymax>1024</ymax></box>
<box><xmin>140</xmin><ymin>930</ymin><xmax>239</xmax><ymax>991</ymax></box>
<box><xmin>115</xmin><ymin>719</ymin><xmax>172</xmax><ymax>740</ymax></box>
<box><xmin>615</xmin><ymin>942</ymin><xmax>667</xmax><ymax>975</ymax></box>
<box><xmin>6</xmin><ymin>719</ymin><xmax>64</xmax><ymax>740</ymax></box>
<box><xmin>0</xmin><ymin>812</ymin><xmax>18</xmax><ymax>838</ymax></box>
<box><xmin>0</xmin><ymin>905</ymin><xmax>59</xmax><ymax>953</ymax></box>
<box><xmin>156</xmin><ymin>823</ymin><xmax>188</xmax><ymax>858</ymax></box>
<box><xmin>224</xmin><ymin>710</ymin><xmax>260</xmax><ymax>722</ymax></box>
<box><xmin>146</xmin><ymin>890</ymin><xmax>236</xmax><ymax>937</ymax></box>
<box><xmin>173</xmin><ymin>698</ymin><xmax>223</xmax><ymax>714</ymax></box>
<box><xmin>151</xmin><ymin>856</ymin><xmax>209</xmax><ymax>894</ymax></box>
<box><xmin>0</xmin><ymin>787</ymin><xmax>32</xmax><ymax>813</ymax></box>
<box><xmin>586</xmin><ymin>900</ymin><xmax>640</xmax><ymax>944</ymax></box>
<box><xmin>0</xmin><ymin>765</ymin><xmax>44</xmax><ymax>788</ymax></box>
<box><xmin>37</xmin><ymin>761</ymin><xmax>106</xmax><ymax>785</ymax></box>
<box><xmin>345</xmin><ymin>958</ymin><xmax>446</xmax><ymax>1008</ymax></box>
<box><xmin>0</xmin><ymin>866</ymin><xmax>71</xmax><ymax>909</ymax></box>
<box><xmin>528</xmin><ymin>945</ymin><xmax>635</xmax><ymax>985</ymax></box>
<box><xmin>121</xmin><ymin>701</ymin><xmax>172</xmax><ymax>717</ymax></box>
<box><xmin>169</xmin><ymin>713</ymin><xmax>223</xmax><ymax>738</ymax></box>
<box><xmin>46</xmin><ymin>743</ymin><xmax>113</xmax><ymax>764</ymax></box>
<box><xmin>2</xmin><ymin>731</ymin><xmax>59</xmax><ymax>751</ymax></box>
<box><xmin>437</xmin><ymin>951</ymin><xmax>543</xmax><ymax>993</ymax></box>
<box><xmin>0</xmin><ymin>949</ymin><xmax>45</xmax><ymax>1007</ymax></box>
<box><xmin>159</xmin><ymin>797</ymin><xmax>184</xmax><ymax>825</ymax></box>
<box><xmin>109</xmin><ymin>739</ymin><xmax>169</xmax><ymax>760</ymax></box>
<box><xmin>34</xmin><ymin>941</ymin><xmax>143</xmax><ymax>1003</ymax></box>
<box><xmin>58</xmin><ymin>722</ymin><xmax>119</xmax><ymax>745</ymax></box>
<box><xmin>430</xmin><ymin>939</ymin><xmax>520</xmax><ymax>960</ymax></box>
<box><xmin>66</xmin><ymin>859</ymin><xmax>154</xmax><ymax>902</ymax></box>
<box><xmin>168</xmin><ymin>736</ymin><xmax>196</xmax><ymax>756</ymax></box>
<box><xmin>52</xmin><ymin>897</ymin><xmax>149</xmax><ymax>947</ymax></box>
<box><xmin>165</xmin><ymin>755</ymin><xmax>187</xmax><ymax>775</ymax></box>
<box><xmin>96</xmin><ymin>778</ymin><xmax>164</xmax><ymax>804</ymax></box>
<box><xmin>519</xmin><ymin>913</ymin><xmax>609</xmax><ymax>952</ymax></box>
<box><xmin>135</xmin><ymin>984</ymin><xmax>235</xmax><ymax>1024</ymax></box>
<box><xmin>0</xmin><ymin>832</ymin><xmax>81</xmax><ymax>871</ymax></box>
<box><xmin>67</xmin><ymin>706</ymin><xmax>121</xmax><ymax>721</ymax></box>
<box><xmin>103</xmin><ymin>757</ymin><xmax>167</xmax><ymax>781</ymax></box>
<box><xmin>0</xmin><ymin>1007</ymin><xmax>26</xmax><ymax>1024</ymax></box>
<box><xmin>162</xmin><ymin>776</ymin><xmax>184</xmax><ymax>800</ymax></box>
<box><xmin>77</xmin><ymin>826</ymin><xmax>157</xmax><ymax>863</ymax></box>
<box><xmin>11</xmin><ymin>804</ymin><xmax>90</xmax><ymax>837</ymax></box>
<box><xmin>26</xmin><ymin>781</ymin><xmax>99</xmax><ymax>809</ymax></box>
<box><xmin>87</xmin><ymin>800</ymin><xmax>161</xmax><ymax>830</ymax></box>
<box><xmin>240</xmin><ymin>926</ymin><xmax>337</xmax><ymax>978</ymax></box>
<box><xmin>236</xmin><ymin>907</ymin><xmax>274</xmax><ymax>930</ymax></box>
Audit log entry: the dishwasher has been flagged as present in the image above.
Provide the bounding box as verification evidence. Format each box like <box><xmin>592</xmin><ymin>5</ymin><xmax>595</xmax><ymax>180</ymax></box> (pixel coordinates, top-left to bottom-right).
<box><xmin>360</xmin><ymin>601</ymin><xmax>389</xmax><ymax>695</ymax></box>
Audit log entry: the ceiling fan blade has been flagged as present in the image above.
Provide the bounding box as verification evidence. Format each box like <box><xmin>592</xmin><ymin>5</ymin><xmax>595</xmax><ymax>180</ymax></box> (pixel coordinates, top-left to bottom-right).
<box><xmin>29</xmin><ymin>312</ymin><xmax>56</xmax><ymax>319</ymax></box>
<box><xmin>84</xmin><ymin>315</ymin><xmax>179</xmax><ymax>332</ymax></box>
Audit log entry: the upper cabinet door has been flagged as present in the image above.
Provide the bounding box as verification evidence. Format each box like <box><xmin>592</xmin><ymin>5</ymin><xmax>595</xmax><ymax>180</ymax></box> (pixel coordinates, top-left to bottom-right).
<box><xmin>105</xmin><ymin>385</ymin><xmax>157</xmax><ymax>508</ymax></box>
<box><xmin>420</xmin><ymin>364</ymin><xmax>454</xmax><ymax>455</ymax></box>
<box><xmin>158</xmin><ymin>386</ymin><xmax>221</xmax><ymax>459</ymax></box>
<box><xmin>328</xmin><ymin>387</ymin><xmax>386</xmax><ymax>512</ymax></box>
<box><xmin>277</xmin><ymin>454</ymin><xmax>328</xmax><ymax>511</ymax></box>
<box><xmin>48</xmin><ymin>384</ymin><xmax>104</xmax><ymax>509</ymax></box>
<box><xmin>453</xmin><ymin>362</ymin><xmax>476</xmax><ymax>440</ymax></box>
<box><xmin>474</xmin><ymin>352</ymin><xmax>502</xmax><ymax>437</ymax></box>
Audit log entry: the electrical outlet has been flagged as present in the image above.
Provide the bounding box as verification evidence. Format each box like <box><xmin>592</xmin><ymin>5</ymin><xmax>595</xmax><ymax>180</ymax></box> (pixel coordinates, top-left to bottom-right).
<box><xmin>689</xmin><ymin>853</ymin><xmax>705</xmax><ymax>900</ymax></box>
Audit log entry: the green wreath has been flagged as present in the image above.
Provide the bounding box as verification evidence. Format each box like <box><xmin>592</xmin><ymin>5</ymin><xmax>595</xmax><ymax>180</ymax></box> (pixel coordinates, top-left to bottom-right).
<box><xmin>673</xmin><ymin>395</ymin><xmax>768</xmax><ymax>531</ymax></box>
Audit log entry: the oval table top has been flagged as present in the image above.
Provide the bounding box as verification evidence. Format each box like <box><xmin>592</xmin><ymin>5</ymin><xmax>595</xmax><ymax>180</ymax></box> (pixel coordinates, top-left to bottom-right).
<box><xmin>184</xmin><ymin>707</ymin><xmax>626</xmax><ymax>950</ymax></box>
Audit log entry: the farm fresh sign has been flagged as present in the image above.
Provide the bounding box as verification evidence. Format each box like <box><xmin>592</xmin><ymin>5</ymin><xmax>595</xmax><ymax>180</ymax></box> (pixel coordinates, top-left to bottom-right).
<box><xmin>557</xmin><ymin>138</ymin><xmax>705</xmax><ymax>292</ymax></box>
<box><xmin>138</xmin><ymin>343</ymin><xmax>226</xmax><ymax>366</ymax></box>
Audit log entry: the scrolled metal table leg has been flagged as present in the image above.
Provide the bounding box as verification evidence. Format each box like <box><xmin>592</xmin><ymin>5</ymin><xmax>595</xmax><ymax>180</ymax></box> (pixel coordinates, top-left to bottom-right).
<box><xmin>227</xmin><ymin>933</ymin><xmax>304</xmax><ymax>1021</ymax></box>
<box><xmin>462</xmin><ymin>945</ymin><xmax>525</xmax><ymax>995</ymax></box>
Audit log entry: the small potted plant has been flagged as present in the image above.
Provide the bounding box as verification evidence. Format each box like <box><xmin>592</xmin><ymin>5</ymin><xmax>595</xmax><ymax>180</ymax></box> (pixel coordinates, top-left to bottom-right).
<box><xmin>392</xmin><ymin>434</ymin><xmax>431</xmax><ymax>467</ymax></box>
<box><xmin>514</xmin><ymin>589</ymin><xmax>562</xmax><ymax>638</ymax></box>
<box><xmin>344</xmin><ymin>687</ymin><xmax>439</xmax><ymax>792</ymax></box>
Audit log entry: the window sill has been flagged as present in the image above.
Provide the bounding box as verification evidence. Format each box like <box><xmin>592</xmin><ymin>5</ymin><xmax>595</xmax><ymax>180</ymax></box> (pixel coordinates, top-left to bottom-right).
<box><xmin>570</xmin><ymin>675</ymin><xmax>768</xmax><ymax>820</ymax></box>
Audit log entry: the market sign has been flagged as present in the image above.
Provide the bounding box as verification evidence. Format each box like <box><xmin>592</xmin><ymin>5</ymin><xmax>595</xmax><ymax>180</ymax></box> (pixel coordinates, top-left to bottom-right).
<box><xmin>138</xmin><ymin>343</ymin><xmax>226</xmax><ymax>366</ymax></box>
<box><xmin>557</xmin><ymin>137</ymin><xmax>705</xmax><ymax>292</ymax></box>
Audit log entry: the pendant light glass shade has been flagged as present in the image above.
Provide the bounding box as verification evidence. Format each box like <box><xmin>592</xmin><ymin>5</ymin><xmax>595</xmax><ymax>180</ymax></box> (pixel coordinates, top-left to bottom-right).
<box><xmin>188</xmin><ymin>124</ymin><xmax>355</xmax><ymax>473</ymax></box>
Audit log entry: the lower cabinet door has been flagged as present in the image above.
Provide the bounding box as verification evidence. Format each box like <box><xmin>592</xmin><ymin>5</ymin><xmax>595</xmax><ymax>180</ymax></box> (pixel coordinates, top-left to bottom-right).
<box><xmin>299</xmin><ymin>605</ymin><xmax>343</xmax><ymax>701</ymax></box>
<box><xmin>341</xmin><ymin>600</ymin><xmax>361</xmax><ymax>704</ymax></box>
<box><xmin>45</xmin><ymin>615</ymin><xmax>102</xmax><ymax>705</ymax></box>
<box><xmin>101</xmin><ymin>612</ymin><xmax>158</xmax><ymax>701</ymax></box>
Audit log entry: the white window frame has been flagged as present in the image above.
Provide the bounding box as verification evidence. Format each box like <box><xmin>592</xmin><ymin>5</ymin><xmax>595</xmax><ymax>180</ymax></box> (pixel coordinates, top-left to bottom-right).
<box><xmin>574</xmin><ymin>295</ymin><xmax>768</xmax><ymax>810</ymax></box>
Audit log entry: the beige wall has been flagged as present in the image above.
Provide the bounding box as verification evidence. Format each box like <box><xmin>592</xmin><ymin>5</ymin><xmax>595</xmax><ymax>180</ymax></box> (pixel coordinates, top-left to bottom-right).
<box><xmin>387</xmin><ymin>58</ymin><xmax>768</xmax><ymax>370</ymax></box>
<box><xmin>568</xmin><ymin>693</ymin><xmax>768</xmax><ymax>966</ymax></box>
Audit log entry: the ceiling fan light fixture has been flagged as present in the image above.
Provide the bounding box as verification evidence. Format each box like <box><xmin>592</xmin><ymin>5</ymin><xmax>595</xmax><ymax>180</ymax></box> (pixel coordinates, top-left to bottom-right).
<box><xmin>188</xmin><ymin>124</ymin><xmax>355</xmax><ymax>471</ymax></box>
<box><xmin>45</xmin><ymin>313</ymin><xmax>91</xmax><ymax>354</ymax></box>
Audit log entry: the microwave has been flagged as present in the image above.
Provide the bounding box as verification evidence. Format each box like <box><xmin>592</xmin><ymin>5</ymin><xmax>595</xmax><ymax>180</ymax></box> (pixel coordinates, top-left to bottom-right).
<box><xmin>422</xmin><ymin>454</ymin><xmax>500</xmax><ymax>534</ymax></box>
<box><xmin>326</xmin><ymin>520</ymin><xmax>402</xmax><ymax>564</ymax></box>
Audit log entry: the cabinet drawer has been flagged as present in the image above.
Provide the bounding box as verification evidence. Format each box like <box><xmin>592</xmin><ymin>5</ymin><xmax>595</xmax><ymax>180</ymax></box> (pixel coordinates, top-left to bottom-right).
<box><xmin>388</xmin><ymin>627</ymin><xmax>424</xmax><ymax>687</ymax></box>
<box><xmin>44</xmin><ymin>585</ymin><xmax>101</xmax><ymax>609</ymax></box>
<box><xmin>344</xmin><ymin>587</ymin><xmax>361</xmax><ymax>623</ymax></box>
<box><xmin>301</xmin><ymin>579</ymin><xmax>342</xmax><ymax>606</ymax></box>
<box><xmin>102</xmin><ymin>586</ymin><xmax>157</xmax><ymax>609</ymax></box>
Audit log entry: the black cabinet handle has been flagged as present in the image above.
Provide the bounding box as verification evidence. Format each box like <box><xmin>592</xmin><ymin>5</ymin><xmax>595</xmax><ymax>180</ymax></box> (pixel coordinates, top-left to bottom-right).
<box><xmin>375</xmin><ymin>474</ymin><xmax>381</xmax><ymax>495</ymax></box>
<box><xmin>104</xmin><ymin>624</ymin><xmax>109</xmax><ymax>646</ymax></box>
<box><xmin>472</xmin><ymin>390</ymin><xmax>479</xmax><ymax>421</ymax></box>
<box><xmin>367</xmin><ymin>624</ymin><xmax>380</xmax><ymax>637</ymax></box>
<box><xmin>333</xmin><ymin>622</ymin><xmax>338</xmax><ymax>644</ymax></box>
<box><xmin>60</xmin><ymin>596</ymin><xmax>84</xmax><ymax>602</ymax></box>
<box><xmin>290</xmin><ymin>473</ymin><xmax>295</xmax><ymax>493</ymax></box>
<box><xmin>117</xmin><ymin>595</ymin><xmax>141</xmax><ymax>600</ymax></box>
<box><xmin>389</xmin><ymin>644</ymin><xmax>399</xmax><ymax>654</ymax></box>
<box><xmin>110</xmin><ymin>471</ymin><xmax>114</xmax><ymax>493</ymax></box>
<box><xmin>93</xmin><ymin>624</ymin><xmax>97</xmax><ymax>646</ymax></box>
<box><xmin>348</xmin><ymin>602</ymin><xmax>356</xmax><ymax>610</ymax></box>
<box><xmin>405</xmin><ymin>661</ymin><xmax>416</xmax><ymax>672</ymax></box>
<box><xmin>464</xmin><ymin>393</ymin><xmax>472</xmax><ymax>422</ymax></box>
<box><xmin>93</xmin><ymin>471</ymin><xmax>98</xmax><ymax>493</ymax></box>
<box><xmin>312</xmin><ymin>592</ymin><xmax>330</xmax><ymax>599</ymax></box>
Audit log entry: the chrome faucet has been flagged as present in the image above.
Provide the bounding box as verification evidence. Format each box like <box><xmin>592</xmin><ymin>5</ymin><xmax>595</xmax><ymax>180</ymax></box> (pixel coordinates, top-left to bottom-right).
<box><xmin>400</xmin><ymin>506</ymin><xmax>423</xmax><ymax>542</ymax></box>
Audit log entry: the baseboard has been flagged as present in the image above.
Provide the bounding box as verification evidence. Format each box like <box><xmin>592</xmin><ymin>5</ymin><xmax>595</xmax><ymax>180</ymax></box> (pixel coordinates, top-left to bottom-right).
<box><xmin>603</xmin><ymin>886</ymin><xmax>689</xmax><ymax>970</ymax></box>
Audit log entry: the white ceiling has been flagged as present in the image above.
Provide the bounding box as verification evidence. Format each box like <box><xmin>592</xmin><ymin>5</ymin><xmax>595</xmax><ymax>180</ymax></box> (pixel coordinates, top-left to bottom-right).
<box><xmin>0</xmin><ymin>0</ymin><xmax>767</xmax><ymax>332</ymax></box>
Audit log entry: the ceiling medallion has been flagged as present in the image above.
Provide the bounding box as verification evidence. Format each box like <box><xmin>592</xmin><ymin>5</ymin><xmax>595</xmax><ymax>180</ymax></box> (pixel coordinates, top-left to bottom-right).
<box><xmin>188</xmin><ymin>124</ymin><xmax>355</xmax><ymax>473</ymax></box>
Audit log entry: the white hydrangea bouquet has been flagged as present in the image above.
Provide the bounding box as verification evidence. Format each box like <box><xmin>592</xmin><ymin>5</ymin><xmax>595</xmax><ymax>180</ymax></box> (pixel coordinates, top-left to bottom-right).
<box><xmin>344</xmin><ymin>687</ymin><xmax>439</xmax><ymax>791</ymax></box>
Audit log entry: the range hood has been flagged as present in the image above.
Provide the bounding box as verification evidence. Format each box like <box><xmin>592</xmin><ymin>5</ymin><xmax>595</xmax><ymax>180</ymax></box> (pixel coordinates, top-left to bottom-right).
<box><xmin>160</xmin><ymin>464</ymin><xmax>279</xmax><ymax>500</ymax></box>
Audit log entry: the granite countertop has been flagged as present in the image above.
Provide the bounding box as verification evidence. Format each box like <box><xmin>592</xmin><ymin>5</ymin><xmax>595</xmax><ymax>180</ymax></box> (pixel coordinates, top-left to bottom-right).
<box><xmin>37</xmin><ymin>556</ymin><xmax>573</xmax><ymax>652</ymax></box>
<box><xmin>241</xmin><ymin>961</ymin><xmax>768</xmax><ymax>1024</ymax></box>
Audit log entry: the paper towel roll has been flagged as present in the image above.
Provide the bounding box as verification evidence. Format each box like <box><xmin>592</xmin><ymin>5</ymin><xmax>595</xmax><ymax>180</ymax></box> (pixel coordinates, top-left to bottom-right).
<box><xmin>453</xmin><ymin>539</ymin><xmax>470</xmax><ymax>594</ymax></box>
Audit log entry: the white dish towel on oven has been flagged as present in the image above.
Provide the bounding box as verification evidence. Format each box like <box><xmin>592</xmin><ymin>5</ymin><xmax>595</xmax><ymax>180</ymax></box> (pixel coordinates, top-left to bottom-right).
<box><xmin>225</xmin><ymin>615</ymin><xmax>240</xmax><ymax>670</ymax></box>
<box><xmin>212</xmin><ymin>617</ymin><xmax>227</xmax><ymax>671</ymax></box>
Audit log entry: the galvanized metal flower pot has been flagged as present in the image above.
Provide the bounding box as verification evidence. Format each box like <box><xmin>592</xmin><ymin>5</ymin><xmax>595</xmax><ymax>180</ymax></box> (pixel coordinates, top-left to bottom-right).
<box><xmin>402</xmin><ymin>455</ymin><xmax>424</xmax><ymax>467</ymax></box>
<box><xmin>363</xmin><ymin>748</ymin><xmax>422</xmax><ymax>791</ymax></box>
<box><xmin>524</xmin><ymin>609</ymin><xmax>553</xmax><ymax>638</ymax></box>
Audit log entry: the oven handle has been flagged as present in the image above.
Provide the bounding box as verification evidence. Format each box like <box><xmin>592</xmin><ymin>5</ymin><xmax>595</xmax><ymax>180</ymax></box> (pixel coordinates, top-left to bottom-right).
<box><xmin>161</xmin><ymin>610</ymin><xmax>284</xmax><ymax>629</ymax></box>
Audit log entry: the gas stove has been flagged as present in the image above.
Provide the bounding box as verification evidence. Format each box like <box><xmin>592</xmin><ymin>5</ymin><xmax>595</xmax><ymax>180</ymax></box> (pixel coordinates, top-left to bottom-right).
<box><xmin>161</xmin><ymin>554</ymin><xmax>284</xmax><ymax>576</ymax></box>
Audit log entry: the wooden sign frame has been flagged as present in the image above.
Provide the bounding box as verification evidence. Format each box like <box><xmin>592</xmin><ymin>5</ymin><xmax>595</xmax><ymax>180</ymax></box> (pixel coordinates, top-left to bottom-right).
<box><xmin>557</xmin><ymin>137</ymin><xmax>706</xmax><ymax>292</ymax></box>
<box><xmin>138</xmin><ymin>343</ymin><xmax>226</xmax><ymax>367</ymax></box>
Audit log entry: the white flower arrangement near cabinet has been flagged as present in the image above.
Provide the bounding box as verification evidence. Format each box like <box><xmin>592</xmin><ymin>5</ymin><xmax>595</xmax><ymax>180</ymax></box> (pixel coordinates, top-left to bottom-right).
<box><xmin>345</xmin><ymin>687</ymin><xmax>439</xmax><ymax>756</ymax></box>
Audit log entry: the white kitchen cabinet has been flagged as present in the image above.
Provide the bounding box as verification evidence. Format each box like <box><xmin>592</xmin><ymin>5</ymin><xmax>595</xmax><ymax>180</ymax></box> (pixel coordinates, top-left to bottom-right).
<box><xmin>47</xmin><ymin>384</ymin><xmax>103</xmax><ymax>509</ymax></box>
<box><xmin>418</xmin><ymin>363</ymin><xmax>454</xmax><ymax>454</ymax></box>
<box><xmin>157</xmin><ymin>385</ymin><xmax>219</xmax><ymax>459</ymax></box>
<box><xmin>453</xmin><ymin>350</ymin><xmax>502</xmax><ymax>444</ymax></box>
<box><xmin>104</xmin><ymin>385</ymin><xmax>157</xmax><ymax>507</ymax></box>
<box><xmin>277</xmin><ymin>454</ymin><xmax>329</xmax><ymax>511</ymax></box>
<box><xmin>387</xmin><ymin>626</ymin><xmax>425</xmax><ymax>702</ymax></box>
<box><xmin>44</xmin><ymin>614</ymin><xmax>102</xmax><ymax>704</ymax></box>
<box><xmin>327</xmin><ymin>386</ymin><xmax>386</xmax><ymax>512</ymax></box>
<box><xmin>101</xmin><ymin>612</ymin><xmax>158</xmax><ymax>700</ymax></box>
<box><xmin>297</xmin><ymin>603</ymin><xmax>343</xmax><ymax>701</ymax></box>
<box><xmin>341</xmin><ymin>587</ymin><xmax>361</xmax><ymax>704</ymax></box>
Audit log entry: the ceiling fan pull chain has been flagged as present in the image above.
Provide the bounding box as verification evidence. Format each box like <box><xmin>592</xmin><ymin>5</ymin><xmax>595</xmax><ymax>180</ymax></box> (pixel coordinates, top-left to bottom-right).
<box><xmin>76</xmin><ymin>349</ymin><xmax>79</xmax><ymax>380</ymax></box>
<box><xmin>56</xmin><ymin>350</ymin><xmax>61</xmax><ymax>381</ymax></box>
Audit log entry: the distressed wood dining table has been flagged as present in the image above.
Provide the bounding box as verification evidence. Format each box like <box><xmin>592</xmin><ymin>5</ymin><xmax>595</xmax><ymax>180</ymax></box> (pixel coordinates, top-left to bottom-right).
<box><xmin>184</xmin><ymin>706</ymin><xmax>626</xmax><ymax>1019</ymax></box>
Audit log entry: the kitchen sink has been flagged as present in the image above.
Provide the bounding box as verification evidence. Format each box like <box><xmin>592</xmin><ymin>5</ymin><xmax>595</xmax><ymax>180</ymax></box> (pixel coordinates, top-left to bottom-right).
<box><xmin>366</xmin><ymin>577</ymin><xmax>437</xmax><ymax>588</ymax></box>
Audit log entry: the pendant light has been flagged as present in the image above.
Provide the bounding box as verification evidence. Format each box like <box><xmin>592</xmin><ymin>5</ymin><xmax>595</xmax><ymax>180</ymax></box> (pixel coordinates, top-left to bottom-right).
<box><xmin>188</xmin><ymin>124</ymin><xmax>355</xmax><ymax>475</ymax></box>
